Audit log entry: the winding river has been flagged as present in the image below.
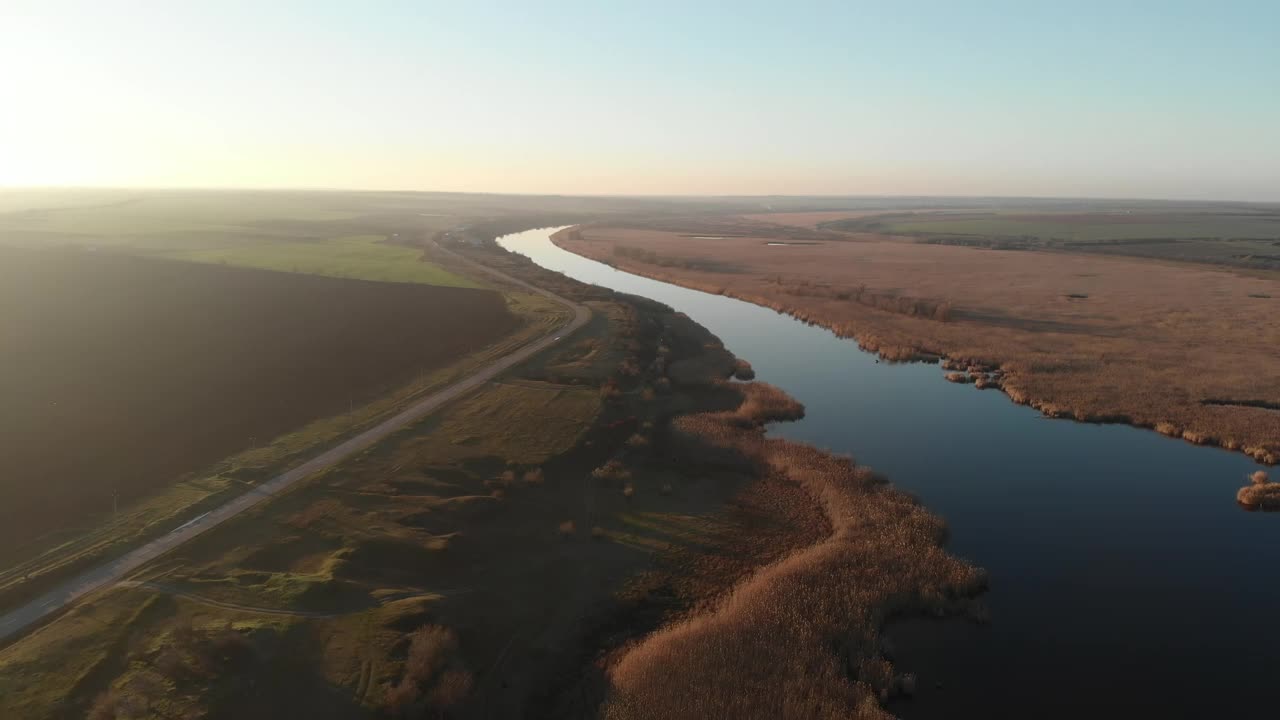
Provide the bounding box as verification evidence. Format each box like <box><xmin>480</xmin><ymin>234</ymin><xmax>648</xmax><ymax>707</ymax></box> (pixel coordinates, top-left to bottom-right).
<box><xmin>497</xmin><ymin>227</ymin><xmax>1279</xmax><ymax>719</ymax></box>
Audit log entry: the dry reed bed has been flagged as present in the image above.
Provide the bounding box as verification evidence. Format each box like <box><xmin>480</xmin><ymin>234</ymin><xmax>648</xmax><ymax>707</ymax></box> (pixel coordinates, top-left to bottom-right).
<box><xmin>553</xmin><ymin>228</ymin><xmax>1280</xmax><ymax>465</ymax></box>
<box><xmin>605</xmin><ymin>382</ymin><xmax>984</xmax><ymax>719</ymax></box>
<box><xmin>1238</xmin><ymin>471</ymin><xmax>1280</xmax><ymax>511</ymax></box>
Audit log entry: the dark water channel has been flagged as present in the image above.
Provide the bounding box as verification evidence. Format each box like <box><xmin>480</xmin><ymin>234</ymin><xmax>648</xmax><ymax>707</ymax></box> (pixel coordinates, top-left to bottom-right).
<box><xmin>498</xmin><ymin>227</ymin><xmax>1279</xmax><ymax>719</ymax></box>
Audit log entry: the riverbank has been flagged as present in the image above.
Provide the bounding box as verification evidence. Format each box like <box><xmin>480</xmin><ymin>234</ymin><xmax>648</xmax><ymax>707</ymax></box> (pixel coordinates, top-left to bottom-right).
<box><xmin>501</xmin><ymin>224</ymin><xmax>1280</xmax><ymax>719</ymax></box>
<box><xmin>602</xmin><ymin>382</ymin><xmax>985</xmax><ymax>719</ymax></box>
<box><xmin>552</xmin><ymin>223</ymin><xmax>1280</xmax><ymax>466</ymax></box>
<box><xmin>452</xmin><ymin>228</ymin><xmax>986</xmax><ymax>718</ymax></box>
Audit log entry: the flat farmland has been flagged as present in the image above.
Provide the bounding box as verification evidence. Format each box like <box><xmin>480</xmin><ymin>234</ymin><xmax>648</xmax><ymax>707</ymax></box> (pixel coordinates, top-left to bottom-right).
<box><xmin>821</xmin><ymin>209</ymin><xmax>1280</xmax><ymax>269</ymax></box>
<box><xmin>870</xmin><ymin>211</ymin><xmax>1280</xmax><ymax>242</ymax></box>
<box><xmin>0</xmin><ymin>247</ymin><xmax>520</xmax><ymax>551</ymax></box>
<box><xmin>162</xmin><ymin>235</ymin><xmax>479</xmax><ymax>288</ymax></box>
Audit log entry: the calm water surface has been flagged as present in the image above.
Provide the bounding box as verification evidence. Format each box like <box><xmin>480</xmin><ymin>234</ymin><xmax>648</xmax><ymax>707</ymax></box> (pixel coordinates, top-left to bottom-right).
<box><xmin>498</xmin><ymin>227</ymin><xmax>1279</xmax><ymax>719</ymax></box>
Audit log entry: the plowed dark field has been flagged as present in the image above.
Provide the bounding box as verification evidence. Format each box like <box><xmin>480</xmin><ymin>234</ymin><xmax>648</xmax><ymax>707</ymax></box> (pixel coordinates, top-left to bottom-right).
<box><xmin>0</xmin><ymin>248</ymin><xmax>519</xmax><ymax>546</ymax></box>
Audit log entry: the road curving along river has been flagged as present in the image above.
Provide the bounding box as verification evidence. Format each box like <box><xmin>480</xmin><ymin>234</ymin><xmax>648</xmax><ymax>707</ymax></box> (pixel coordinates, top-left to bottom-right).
<box><xmin>498</xmin><ymin>227</ymin><xmax>1279</xmax><ymax>720</ymax></box>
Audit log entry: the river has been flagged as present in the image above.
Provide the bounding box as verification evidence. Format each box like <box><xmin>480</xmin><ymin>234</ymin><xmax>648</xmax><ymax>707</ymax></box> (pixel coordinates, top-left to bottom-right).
<box><xmin>497</xmin><ymin>227</ymin><xmax>1279</xmax><ymax>719</ymax></box>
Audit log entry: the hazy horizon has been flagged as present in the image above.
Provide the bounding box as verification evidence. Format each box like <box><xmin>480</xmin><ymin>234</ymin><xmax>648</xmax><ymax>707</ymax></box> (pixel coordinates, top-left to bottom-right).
<box><xmin>3</xmin><ymin>1</ymin><xmax>1278</xmax><ymax>202</ymax></box>
<box><xmin>5</xmin><ymin>186</ymin><xmax>1280</xmax><ymax>207</ymax></box>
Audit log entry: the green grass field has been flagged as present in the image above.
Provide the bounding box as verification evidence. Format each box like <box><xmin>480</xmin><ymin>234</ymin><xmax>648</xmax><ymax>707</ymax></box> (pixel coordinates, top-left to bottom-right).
<box><xmin>0</xmin><ymin>189</ymin><xmax>485</xmax><ymax>286</ymax></box>
<box><xmin>165</xmin><ymin>235</ymin><xmax>479</xmax><ymax>288</ymax></box>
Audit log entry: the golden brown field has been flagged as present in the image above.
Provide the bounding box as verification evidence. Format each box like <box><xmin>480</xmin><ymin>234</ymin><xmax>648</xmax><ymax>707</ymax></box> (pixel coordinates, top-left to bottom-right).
<box><xmin>555</xmin><ymin>219</ymin><xmax>1280</xmax><ymax>464</ymax></box>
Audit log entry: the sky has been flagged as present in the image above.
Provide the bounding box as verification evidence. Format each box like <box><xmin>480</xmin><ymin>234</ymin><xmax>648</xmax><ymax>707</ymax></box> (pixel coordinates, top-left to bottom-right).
<box><xmin>2</xmin><ymin>0</ymin><xmax>1278</xmax><ymax>201</ymax></box>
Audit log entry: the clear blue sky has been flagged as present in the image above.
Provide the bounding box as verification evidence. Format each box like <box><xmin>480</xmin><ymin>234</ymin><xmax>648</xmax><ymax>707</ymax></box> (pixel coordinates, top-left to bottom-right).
<box><xmin>2</xmin><ymin>0</ymin><xmax>1277</xmax><ymax>200</ymax></box>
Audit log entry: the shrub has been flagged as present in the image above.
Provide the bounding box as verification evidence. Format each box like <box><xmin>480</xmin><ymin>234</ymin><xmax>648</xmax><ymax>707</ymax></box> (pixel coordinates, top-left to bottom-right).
<box><xmin>1182</xmin><ymin>429</ymin><xmax>1214</xmax><ymax>445</ymax></box>
<box><xmin>405</xmin><ymin>626</ymin><xmax>457</xmax><ymax>684</ymax></box>
<box><xmin>592</xmin><ymin>460</ymin><xmax>632</xmax><ymax>482</ymax></box>
<box><xmin>600</xmin><ymin>382</ymin><xmax>622</xmax><ymax>402</ymax></box>
<box><xmin>735</xmin><ymin>383</ymin><xmax>805</xmax><ymax>424</ymax></box>
<box><xmin>427</xmin><ymin>669</ymin><xmax>474</xmax><ymax>710</ymax></box>
<box><xmin>384</xmin><ymin>678</ymin><xmax>420</xmax><ymax>717</ymax></box>
<box><xmin>1238</xmin><ymin>472</ymin><xmax>1280</xmax><ymax>510</ymax></box>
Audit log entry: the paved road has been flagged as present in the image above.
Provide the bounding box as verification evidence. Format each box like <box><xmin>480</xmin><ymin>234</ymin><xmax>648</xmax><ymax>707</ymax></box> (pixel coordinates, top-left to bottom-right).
<box><xmin>0</xmin><ymin>235</ymin><xmax>589</xmax><ymax>644</ymax></box>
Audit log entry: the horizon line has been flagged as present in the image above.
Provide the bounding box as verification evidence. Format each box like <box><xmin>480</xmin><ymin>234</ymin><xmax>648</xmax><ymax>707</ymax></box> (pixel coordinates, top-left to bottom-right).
<box><xmin>2</xmin><ymin>184</ymin><xmax>1278</xmax><ymax>207</ymax></box>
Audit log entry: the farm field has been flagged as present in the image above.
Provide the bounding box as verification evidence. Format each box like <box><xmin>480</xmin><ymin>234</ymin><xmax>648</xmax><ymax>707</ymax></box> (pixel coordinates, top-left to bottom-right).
<box><xmin>0</xmin><ymin>247</ymin><xmax>521</xmax><ymax>574</ymax></box>
<box><xmin>163</xmin><ymin>234</ymin><xmax>478</xmax><ymax>288</ymax></box>
<box><xmin>860</xmin><ymin>211</ymin><xmax>1280</xmax><ymax>242</ymax></box>
<box><xmin>0</xmin><ymin>282</ymin><xmax>712</xmax><ymax>718</ymax></box>
<box><xmin>822</xmin><ymin>208</ymin><xmax>1280</xmax><ymax>269</ymax></box>
<box><xmin>555</xmin><ymin>215</ymin><xmax>1280</xmax><ymax>464</ymax></box>
<box><xmin>0</xmin><ymin>188</ymin><xmax>767</xmax><ymax>255</ymax></box>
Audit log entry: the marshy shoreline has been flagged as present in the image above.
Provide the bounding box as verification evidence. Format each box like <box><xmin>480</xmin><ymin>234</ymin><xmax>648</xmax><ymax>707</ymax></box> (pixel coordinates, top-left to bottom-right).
<box><xmin>494</xmin><ymin>224</ymin><xmax>1280</xmax><ymax>719</ymax></box>
<box><xmin>599</xmin><ymin>380</ymin><xmax>987</xmax><ymax>719</ymax></box>
<box><xmin>465</xmin><ymin>224</ymin><xmax>986</xmax><ymax>718</ymax></box>
<box><xmin>551</xmin><ymin>227</ymin><xmax>1280</xmax><ymax>467</ymax></box>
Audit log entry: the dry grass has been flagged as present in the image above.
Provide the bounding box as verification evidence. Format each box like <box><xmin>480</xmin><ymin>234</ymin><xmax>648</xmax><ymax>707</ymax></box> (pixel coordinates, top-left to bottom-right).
<box><xmin>735</xmin><ymin>382</ymin><xmax>806</xmax><ymax>424</ymax></box>
<box><xmin>384</xmin><ymin>625</ymin><xmax>473</xmax><ymax>717</ymax></box>
<box><xmin>1238</xmin><ymin>471</ymin><xmax>1280</xmax><ymax>510</ymax></box>
<box><xmin>558</xmin><ymin>222</ymin><xmax>1280</xmax><ymax>464</ymax></box>
<box><xmin>604</xmin><ymin>379</ymin><xmax>983</xmax><ymax>719</ymax></box>
<box><xmin>593</xmin><ymin>460</ymin><xmax>633</xmax><ymax>482</ymax></box>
